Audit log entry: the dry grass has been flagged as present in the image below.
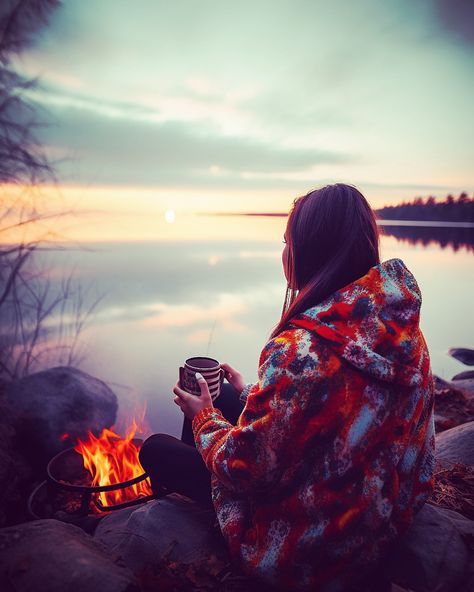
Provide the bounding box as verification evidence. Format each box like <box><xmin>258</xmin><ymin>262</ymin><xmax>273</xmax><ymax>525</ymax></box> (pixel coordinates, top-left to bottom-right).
<box><xmin>429</xmin><ymin>462</ymin><xmax>474</xmax><ymax>520</ymax></box>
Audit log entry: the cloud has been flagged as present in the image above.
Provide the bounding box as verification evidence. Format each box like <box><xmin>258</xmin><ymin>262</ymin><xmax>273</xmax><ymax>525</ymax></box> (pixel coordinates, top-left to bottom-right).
<box><xmin>30</xmin><ymin>90</ymin><xmax>354</xmax><ymax>187</ymax></box>
<box><xmin>9</xmin><ymin>0</ymin><xmax>473</xmax><ymax>199</ymax></box>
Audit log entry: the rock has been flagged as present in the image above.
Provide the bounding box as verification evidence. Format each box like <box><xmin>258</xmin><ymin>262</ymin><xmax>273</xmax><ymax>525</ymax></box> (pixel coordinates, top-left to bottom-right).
<box><xmin>0</xmin><ymin>393</ymin><xmax>32</xmax><ymax>527</ymax></box>
<box><xmin>452</xmin><ymin>370</ymin><xmax>474</xmax><ymax>381</ymax></box>
<box><xmin>434</xmin><ymin>375</ymin><xmax>452</xmax><ymax>390</ymax></box>
<box><xmin>95</xmin><ymin>494</ymin><xmax>228</xmax><ymax>571</ymax></box>
<box><xmin>434</xmin><ymin>387</ymin><xmax>474</xmax><ymax>432</ymax></box>
<box><xmin>449</xmin><ymin>379</ymin><xmax>474</xmax><ymax>401</ymax></box>
<box><xmin>0</xmin><ymin>448</ymin><xmax>31</xmax><ymax>527</ymax></box>
<box><xmin>449</xmin><ymin>370</ymin><xmax>474</xmax><ymax>403</ymax></box>
<box><xmin>434</xmin><ymin>373</ymin><xmax>474</xmax><ymax>398</ymax></box>
<box><xmin>0</xmin><ymin>518</ymin><xmax>139</xmax><ymax>592</ymax></box>
<box><xmin>386</xmin><ymin>503</ymin><xmax>474</xmax><ymax>592</ymax></box>
<box><xmin>4</xmin><ymin>367</ymin><xmax>118</xmax><ymax>471</ymax></box>
<box><xmin>435</xmin><ymin>421</ymin><xmax>474</xmax><ymax>469</ymax></box>
<box><xmin>448</xmin><ymin>348</ymin><xmax>474</xmax><ymax>366</ymax></box>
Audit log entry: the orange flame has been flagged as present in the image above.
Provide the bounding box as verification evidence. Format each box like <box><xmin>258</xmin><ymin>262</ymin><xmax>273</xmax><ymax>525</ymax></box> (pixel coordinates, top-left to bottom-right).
<box><xmin>74</xmin><ymin>411</ymin><xmax>152</xmax><ymax>510</ymax></box>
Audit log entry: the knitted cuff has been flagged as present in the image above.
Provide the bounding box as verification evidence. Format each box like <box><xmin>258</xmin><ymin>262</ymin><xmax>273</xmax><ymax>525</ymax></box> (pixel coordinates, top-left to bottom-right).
<box><xmin>239</xmin><ymin>382</ymin><xmax>255</xmax><ymax>404</ymax></box>
<box><xmin>192</xmin><ymin>405</ymin><xmax>224</xmax><ymax>434</ymax></box>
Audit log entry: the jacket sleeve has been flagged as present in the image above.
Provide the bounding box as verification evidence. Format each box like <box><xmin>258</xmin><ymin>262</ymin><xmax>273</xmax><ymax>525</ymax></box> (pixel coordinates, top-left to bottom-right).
<box><xmin>192</xmin><ymin>329</ymin><xmax>326</xmax><ymax>494</ymax></box>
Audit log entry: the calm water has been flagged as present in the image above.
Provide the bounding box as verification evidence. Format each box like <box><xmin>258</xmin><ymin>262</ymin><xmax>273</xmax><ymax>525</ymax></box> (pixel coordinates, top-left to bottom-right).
<box><xmin>34</xmin><ymin>217</ymin><xmax>474</xmax><ymax>436</ymax></box>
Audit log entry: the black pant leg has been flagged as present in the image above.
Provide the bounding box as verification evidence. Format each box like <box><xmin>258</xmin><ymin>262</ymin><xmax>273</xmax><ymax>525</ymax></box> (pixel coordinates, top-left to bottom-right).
<box><xmin>181</xmin><ymin>381</ymin><xmax>245</xmax><ymax>446</ymax></box>
<box><xmin>139</xmin><ymin>433</ymin><xmax>213</xmax><ymax>508</ymax></box>
<box><xmin>139</xmin><ymin>382</ymin><xmax>246</xmax><ymax>507</ymax></box>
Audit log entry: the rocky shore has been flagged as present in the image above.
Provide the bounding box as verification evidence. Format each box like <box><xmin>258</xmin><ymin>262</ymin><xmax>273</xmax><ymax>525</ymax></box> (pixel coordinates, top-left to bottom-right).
<box><xmin>0</xmin><ymin>349</ymin><xmax>473</xmax><ymax>592</ymax></box>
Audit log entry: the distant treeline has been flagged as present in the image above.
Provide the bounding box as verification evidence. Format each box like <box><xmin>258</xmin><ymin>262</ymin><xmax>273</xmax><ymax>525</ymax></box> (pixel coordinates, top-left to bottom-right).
<box><xmin>376</xmin><ymin>192</ymin><xmax>474</xmax><ymax>222</ymax></box>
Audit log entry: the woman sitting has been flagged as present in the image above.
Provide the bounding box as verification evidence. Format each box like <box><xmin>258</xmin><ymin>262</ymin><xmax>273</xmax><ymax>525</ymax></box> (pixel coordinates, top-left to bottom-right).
<box><xmin>139</xmin><ymin>183</ymin><xmax>435</xmax><ymax>592</ymax></box>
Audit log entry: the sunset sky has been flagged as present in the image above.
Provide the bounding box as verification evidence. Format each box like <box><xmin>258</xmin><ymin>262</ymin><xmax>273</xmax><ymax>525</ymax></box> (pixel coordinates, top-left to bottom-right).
<box><xmin>7</xmin><ymin>0</ymin><xmax>474</xmax><ymax>240</ymax></box>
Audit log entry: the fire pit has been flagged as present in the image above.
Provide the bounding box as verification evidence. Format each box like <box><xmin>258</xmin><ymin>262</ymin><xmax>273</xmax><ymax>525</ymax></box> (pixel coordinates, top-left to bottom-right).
<box><xmin>28</xmin><ymin>424</ymin><xmax>156</xmax><ymax>520</ymax></box>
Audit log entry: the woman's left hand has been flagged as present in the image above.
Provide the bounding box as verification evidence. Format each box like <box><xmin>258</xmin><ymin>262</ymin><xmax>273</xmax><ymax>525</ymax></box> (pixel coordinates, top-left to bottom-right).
<box><xmin>173</xmin><ymin>372</ymin><xmax>214</xmax><ymax>420</ymax></box>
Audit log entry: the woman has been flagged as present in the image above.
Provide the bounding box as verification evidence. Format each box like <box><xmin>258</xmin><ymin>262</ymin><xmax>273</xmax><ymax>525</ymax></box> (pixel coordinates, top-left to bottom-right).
<box><xmin>139</xmin><ymin>183</ymin><xmax>435</xmax><ymax>592</ymax></box>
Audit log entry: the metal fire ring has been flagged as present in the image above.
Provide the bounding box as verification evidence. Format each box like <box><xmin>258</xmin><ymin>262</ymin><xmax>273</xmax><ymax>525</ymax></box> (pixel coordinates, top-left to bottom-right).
<box><xmin>46</xmin><ymin>441</ymin><xmax>150</xmax><ymax>493</ymax></box>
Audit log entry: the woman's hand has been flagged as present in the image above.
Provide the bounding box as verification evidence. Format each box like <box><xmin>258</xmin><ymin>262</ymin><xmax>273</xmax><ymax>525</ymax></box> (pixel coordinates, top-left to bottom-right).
<box><xmin>173</xmin><ymin>372</ymin><xmax>214</xmax><ymax>420</ymax></box>
<box><xmin>220</xmin><ymin>362</ymin><xmax>246</xmax><ymax>393</ymax></box>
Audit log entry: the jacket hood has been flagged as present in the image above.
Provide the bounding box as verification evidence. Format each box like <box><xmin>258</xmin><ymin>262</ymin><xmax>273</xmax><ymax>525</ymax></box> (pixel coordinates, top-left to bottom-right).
<box><xmin>289</xmin><ymin>258</ymin><xmax>425</xmax><ymax>387</ymax></box>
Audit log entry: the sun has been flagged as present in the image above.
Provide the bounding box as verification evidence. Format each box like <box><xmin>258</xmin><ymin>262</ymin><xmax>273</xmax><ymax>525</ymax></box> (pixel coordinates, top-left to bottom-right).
<box><xmin>164</xmin><ymin>209</ymin><xmax>175</xmax><ymax>224</ymax></box>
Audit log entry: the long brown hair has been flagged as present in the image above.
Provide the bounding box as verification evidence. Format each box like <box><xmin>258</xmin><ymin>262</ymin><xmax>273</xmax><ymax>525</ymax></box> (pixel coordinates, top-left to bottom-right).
<box><xmin>270</xmin><ymin>183</ymin><xmax>380</xmax><ymax>339</ymax></box>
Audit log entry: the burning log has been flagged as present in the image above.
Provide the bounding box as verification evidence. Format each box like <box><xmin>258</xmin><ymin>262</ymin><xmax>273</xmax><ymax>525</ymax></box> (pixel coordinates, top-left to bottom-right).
<box><xmin>75</xmin><ymin>419</ymin><xmax>152</xmax><ymax>511</ymax></box>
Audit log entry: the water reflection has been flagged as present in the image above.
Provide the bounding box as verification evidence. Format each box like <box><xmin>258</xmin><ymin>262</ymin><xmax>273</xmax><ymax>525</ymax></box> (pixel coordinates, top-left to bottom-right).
<box><xmin>379</xmin><ymin>224</ymin><xmax>474</xmax><ymax>252</ymax></box>
<box><xmin>10</xmin><ymin>220</ymin><xmax>473</xmax><ymax>435</ymax></box>
<box><xmin>207</xmin><ymin>213</ymin><xmax>474</xmax><ymax>253</ymax></box>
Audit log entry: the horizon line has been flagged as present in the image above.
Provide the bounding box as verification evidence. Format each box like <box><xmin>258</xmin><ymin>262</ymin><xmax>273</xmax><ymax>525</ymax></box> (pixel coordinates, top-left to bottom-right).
<box><xmin>198</xmin><ymin>212</ymin><xmax>474</xmax><ymax>228</ymax></box>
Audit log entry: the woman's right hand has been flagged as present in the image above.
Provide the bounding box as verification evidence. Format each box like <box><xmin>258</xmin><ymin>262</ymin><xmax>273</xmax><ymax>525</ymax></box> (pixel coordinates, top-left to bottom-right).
<box><xmin>221</xmin><ymin>362</ymin><xmax>246</xmax><ymax>394</ymax></box>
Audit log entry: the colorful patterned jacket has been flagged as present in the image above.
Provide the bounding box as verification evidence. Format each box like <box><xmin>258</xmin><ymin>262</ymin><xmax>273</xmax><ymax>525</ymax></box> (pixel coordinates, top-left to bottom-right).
<box><xmin>192</xmin><ymin>258</ymin><xmax>435</xmax><ymax>591</ymax></box>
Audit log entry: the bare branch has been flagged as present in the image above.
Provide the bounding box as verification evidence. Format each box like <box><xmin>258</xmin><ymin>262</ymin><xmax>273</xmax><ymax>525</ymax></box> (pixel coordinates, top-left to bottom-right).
<box><xmin>0</xmin><ymin>1</ymin><xmax>63</xmax><ymax>61</ymax></box>
<box><xmin>0</xmin><ymin>1</ymin><xmax>102</xmax><ymax>380</ymax></box>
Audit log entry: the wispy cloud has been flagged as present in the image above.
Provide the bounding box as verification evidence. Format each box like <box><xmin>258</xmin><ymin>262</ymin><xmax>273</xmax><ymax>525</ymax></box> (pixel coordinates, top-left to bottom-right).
<box><xmin>31</xmin><ymin>94</ymin><xmax>353</xmax><ymax>187</ymax></box>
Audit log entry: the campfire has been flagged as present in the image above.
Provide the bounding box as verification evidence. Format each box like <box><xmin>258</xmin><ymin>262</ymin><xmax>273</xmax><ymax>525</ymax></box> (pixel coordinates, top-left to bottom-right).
<box><xmin>28</xmin><ymin>413</ymin><xmax>155</xmax><ymax>520</ymax></box>
<box><xmin>75</xmin><ymin>418</ymin><xmax>153</xmax><ymax>511</ymax></box>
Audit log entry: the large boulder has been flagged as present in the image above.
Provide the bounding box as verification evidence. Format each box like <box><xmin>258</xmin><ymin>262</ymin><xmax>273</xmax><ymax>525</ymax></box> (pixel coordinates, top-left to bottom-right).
<box><xmin>386</xmin><ymin>503</ymin><xmax>474</xmax><ymax>592</ymax></box>
<box><xmin>4</xmin><ymin>366</ymin><xmax>117</xmax><ymax>471</ymax></box>
<box><xmin>94</xmin><ymin>494</ymin><xmax>237</xmax><ymax>589</ymax></box>
<box><xmin>0</xmin><ymin>519</ymin><xmax>139</xmax><ymax>592</ymax></box>
<box><xmin>435</xmin><ymin>421</ymin><xmax>474</xmax><ymax>469</ymax></box>
<box><xmin>94</xmin><ymin>495</ymin><xmax>226</xmax><ymax>570</ymax></box>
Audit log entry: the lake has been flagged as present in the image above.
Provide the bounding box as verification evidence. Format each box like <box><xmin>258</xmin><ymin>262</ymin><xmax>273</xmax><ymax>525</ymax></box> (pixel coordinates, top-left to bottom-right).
<box><xmin>34</xmin><ymin>216</ymin><xmax>474</xmax><ymax>437</ymax></box>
